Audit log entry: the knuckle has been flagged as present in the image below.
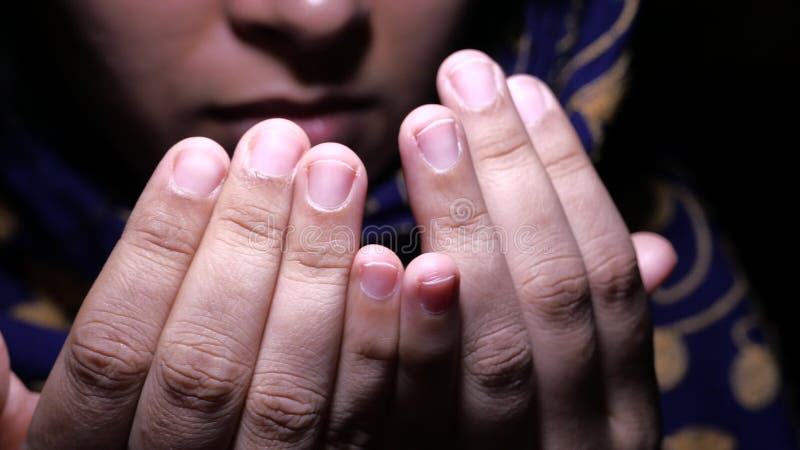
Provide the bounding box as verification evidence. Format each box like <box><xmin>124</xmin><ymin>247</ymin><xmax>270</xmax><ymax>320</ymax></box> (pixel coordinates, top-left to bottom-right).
<box><xmin>473</xmin><ymin>129</ymin><xmax>533</xmax><ymax>172</ymax></box>
<box><xmin>215</xmin><ymin>202</ymin><xmax>288</xmax><ymax>251</ymax></box>
<box><xmin>588</xmin><ymin>250</ymin><xmax>642</xmax><ymax>306</ymax></box>
<box><xmin>156</xmin><ymin>340</ymin><xmax>250</xmax><ymax>414</ymax></box>
<box><xmin>518</xmin><ymin>256</ymin><xmax>592</xmax><ymax>331</ymax></box>
<box><xmin>122</xmin><ymin>206</ymin><xmax>199</xmax><ymax>269</ymax></box>
<box><xmin>243</xmin><ymin>372</ymin><xmax>327</xmax><ymax>445</ymax></box>
<box><xmin>539</xmin><ymin>136</ymin><xmax>591</xmax><ymax>181</ymax></box>
<box><xmin>282</xmin><ymin>242</ymin><xmax>355</xmax><ymax>277</ymax></box>
<box><xmin>463</xmin><ymin>321</ymin><xmax>533</xmax><ymax>395</ymax></box>
<box><xmin>66</xmin><ymin>319</ymin><xmax>151</xmax><ymax>397</ymax></box>
<box><xmin>349</xmin><ymin>337</ymin><xmax>397</xmax><ymax>367</ymax></box>
<box><xmin>428</xmin><ymin>208</ymin><xmax>502</xmax><ymax>256</ymax></box>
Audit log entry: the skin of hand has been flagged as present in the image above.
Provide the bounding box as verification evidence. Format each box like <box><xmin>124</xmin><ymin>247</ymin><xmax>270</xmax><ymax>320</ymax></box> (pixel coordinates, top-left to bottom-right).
<box><xmin>1</xmin><ymin>118</ymin><xmax>461</xmax><ymax>450</ymax></box>
<box><xmin>1</xmin><ymin>50</ymin><xmax>677</xmax><ymax>449</ymax></box>
<box><xmin>390</xmin><ymin>50</ymin><xmax>676</xmax><ymax>449</ymax></box>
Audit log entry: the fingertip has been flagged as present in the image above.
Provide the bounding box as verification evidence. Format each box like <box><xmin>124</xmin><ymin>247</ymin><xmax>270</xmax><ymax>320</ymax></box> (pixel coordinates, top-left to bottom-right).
<box><xmin>244</xmin><ymin>118</ymin><xmax>312</xmax><ymax>150</ymax></box>
<box><xmin>234</xmin><ymin>118</ymin><xmax>311</xmax><ymax>179</ymax></box>
<box><xmin>405</xmin><ymin>253</ymin><xmax>460</xmax><ymax>315</ymax></box>
<box><xmin>169</xmin><ymin>136</ymin><xmax>230</xmax><ymax>166</ymax></box>
<box><xmin>354</xmin><ymin>245</ymin><xmax>403</xmax><ymax>302</ymax></box>
<box><xmin>303</xmin><ymin>142</ymin><xmax>367</xmax><ymax>181</ymax></box>
<box><xmin>298</xmin><ymin>142</ymin><xmax>368</xmax><ymax>212</ymax></box>
<box><xmin>507</xmin><ymin>75</ymin><xmax>558</xmax><ymax>126</ymax></box>
<box><xmin>398</xmin><ymin>104</ymin><xmax>465</xmax><ymax>174</ymax></box>
<box><xmin>437</xmin><ymin>49</ymin><xmax>496</xmax><ymax>82</ymax></box>
<box><xmin>631</xmin><ymin>232</ymin><xmax>678</xmax><ymax>294</ymax></box>
<box><xmin>168</xmin><ymin>137</ymin><xmax>230</xmax><ymax>198</ymax></box>
<box><xmin>399</xmin><ymin>104</ymin><xmax>458</xmax><ymax>143</ymax></box>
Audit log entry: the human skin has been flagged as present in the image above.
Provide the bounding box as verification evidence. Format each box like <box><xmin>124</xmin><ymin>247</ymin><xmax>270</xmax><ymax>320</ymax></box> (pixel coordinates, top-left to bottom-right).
<box><xmin>51</xmin><ymin>0</ymin><xmax>474</xmax><ymax>177</ymax></box>
<box><xmin>0</xmin><ymin>1</ymin><xmax>678</xmax><ymax>448</ymax></box>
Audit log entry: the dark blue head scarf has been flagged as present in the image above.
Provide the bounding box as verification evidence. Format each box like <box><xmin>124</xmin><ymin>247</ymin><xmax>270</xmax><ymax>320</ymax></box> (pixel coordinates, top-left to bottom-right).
<box><xmin>1</xmin><ymin>1</ymin><xmax>797</xmax><ymax>448</ymax></box>
<box><xmin>499</xmin><ymin>0</ymin><xmax>637</xmax><ymax>156</ymax></box>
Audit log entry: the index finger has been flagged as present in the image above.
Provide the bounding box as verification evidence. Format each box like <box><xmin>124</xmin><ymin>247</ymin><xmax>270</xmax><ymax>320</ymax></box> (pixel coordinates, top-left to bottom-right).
<box><xmin>26</xmin><ymin>138</ymin><xmax>228</xmax><ymax>449</ymax></box>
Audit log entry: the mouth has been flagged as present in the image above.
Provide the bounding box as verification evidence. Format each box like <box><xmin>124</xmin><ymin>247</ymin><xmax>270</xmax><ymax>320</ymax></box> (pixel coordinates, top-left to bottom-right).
<box><xmin>206</xmin><ymin>96</ymin><xmax>377</xmax><ymax>146</ymax></box>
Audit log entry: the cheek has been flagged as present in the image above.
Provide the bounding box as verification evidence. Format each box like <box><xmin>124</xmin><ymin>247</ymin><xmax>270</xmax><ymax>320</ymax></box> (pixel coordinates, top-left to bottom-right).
<box><xmin>369</xmin><ymin>0</ymin><xmax>468</xmax><ymax>109</ymax></box>
<box><xmin>68</xmin><ymin>1</ymin><xmax>222</xmax><ymax>124</ymax></box>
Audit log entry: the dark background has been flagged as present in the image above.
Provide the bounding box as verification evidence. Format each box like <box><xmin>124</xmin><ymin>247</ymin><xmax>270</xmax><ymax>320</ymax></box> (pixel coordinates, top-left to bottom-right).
<box><xmin>600</xmin><ymin>0</ymin><xmax>799</xmax><ymax>408</ymax></box>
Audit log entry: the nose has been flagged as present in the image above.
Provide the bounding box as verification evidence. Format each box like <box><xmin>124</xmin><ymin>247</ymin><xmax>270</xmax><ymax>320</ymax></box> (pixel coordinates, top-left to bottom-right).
<box><xmin>227</xmin><ymin>0</ymin><xmax>364</xmax><ymax>45</ymax></box>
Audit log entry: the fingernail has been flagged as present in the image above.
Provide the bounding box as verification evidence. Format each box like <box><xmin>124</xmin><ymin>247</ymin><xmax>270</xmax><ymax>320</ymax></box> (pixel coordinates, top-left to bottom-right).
<box><xmin>172</xmin><ymin>144</ymin><xmax>227</xmax><ymax>197</ymax></box>
<box><xmin>449</xmin><ymin>58</ymin><xmax>498</xmax><ymax>109</ymax></box>
<box><xmin>307</xmin><ymin>159</ymin><xmax>356</xmax><ymax>210</ymax></box>
<box><xmin>512</xmin><ymin>79</ymin><xmax>549</xmax><ymax>125</ymax></box>
<box><xmin>248</xmin><ymin>129</ymin><xmax>304</xmax><ymax>177</ymax></box>
<box><xmin>418</xmin><ymin>273</ymin><xmax>457</xmax><ymax>315</ymax></box>
<box><xmin>360</xmin><ymin>261</ymin><xmax>400</xmax><ymax>301</ymax></box>
<box><xmin>415</xmin><ymin>119</ymin><xmax>461</xmax><ymax>172</ymax></box>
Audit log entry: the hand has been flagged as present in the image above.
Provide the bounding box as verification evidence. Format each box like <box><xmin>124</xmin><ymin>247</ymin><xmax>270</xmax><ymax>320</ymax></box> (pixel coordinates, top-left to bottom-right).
<box><xmin>0</xmin><ymin>333</ymin><xmax>38</xmax><ymax>449</ymax></box>
<box><xmin>392</xmin><ymin>50</ymin><xmax>677</xmax><ymax>448</ymax></box>
<box><xmin>16</xmin><ymin>119</ymin><xmax>463</xmax><ymax>449</ymax></box>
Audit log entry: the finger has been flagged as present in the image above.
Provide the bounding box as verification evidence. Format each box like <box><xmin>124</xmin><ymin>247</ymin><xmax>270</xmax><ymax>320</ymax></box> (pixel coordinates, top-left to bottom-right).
<box><xmin>235</xmin><ymin>143</ymin><xmax>367</xmax><ymax>449</ymax></box>
<box><xmin>325</xmin><ymin>245</ymin><xmax>402</xmax><ymax>449</ymax></box>
<box><xmin>1</xmin><ymin>333</ymin><xmax>38</xmax><ymax>449</ymax></box>
<box><xmin>437</xmin><ymin>51</ymin><xmax>600</xmax><ymax>445</ymax></box>
<box><xmin>398</xmin><ymin>104</ymin><xmax>534</xmax><ymax>448</ymax></box>
<box><xmin>507</xmin><ymin>75</ymin><xmax>659</xmax><ymax>446</ymax></box>
<box><xmin>26</xmin><ymin>137</ymin><xmax>228</xmax><ymax>449</ymax></box>
<box><xmin>129</xmin><ymin>120</ymin><xmax>309</xmax><ymax>449</ymax></box>
<box><xmin>391</xmin><ymin>252</ymin><xmax>460</xmax><ymax>449</ymax></box>
<box><xmin>631</xmin><ymin>232</ymin><xmax>677</xmax><ymax>294</ymax></box>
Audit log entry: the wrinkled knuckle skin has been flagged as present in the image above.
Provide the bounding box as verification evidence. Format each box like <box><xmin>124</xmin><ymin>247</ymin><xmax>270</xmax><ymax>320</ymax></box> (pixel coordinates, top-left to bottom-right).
<box><xmin>465</xmin><ymin>115</ymin><xmax>530</xmax><ymax>165</ymax></box>
<box><xmin>520</xmin><ymin>264</ymin><xmax>592</xmax><ymax>331</ymax></box>
<box><xmin>122</xmin><ymin>207</ymin><xmax>200</xmax><ymax>268</ymax></box>
<box><xmin>155</xmin><ymin>341</ymin><xmax>250</xmax><ymax>415</ymax></box>
<box><xmin>242</xmin><ymin>375</ymin><xmax>328</xmax><ymax>446</ymax></box>
<box><xmin>282</xmin><ymin>247</ymin><xmax>355</xmax><ymax>277</ymax></box>
<box><xmin>464</xmin><ymin>322</ymin><xmax>534</xmax><ymax>397</ymax></box>
<box><xmin>66</xmin><ymin>320</ymin><xmax>151</xmax><ymax>398</ymax></box>
<box><xmin>215</xmin><ymin>202</ymin><xmax>288</xmax><ymax>251</ymax></box>
<box><xmin>590</xmin><ymin>252</ymin><xmax>642</xmax><ymax>306</ymax></box>
<box><xmin>539</xmin><ymin>137</ymin><xmax>591</xmax><ymax>181</ymax></box>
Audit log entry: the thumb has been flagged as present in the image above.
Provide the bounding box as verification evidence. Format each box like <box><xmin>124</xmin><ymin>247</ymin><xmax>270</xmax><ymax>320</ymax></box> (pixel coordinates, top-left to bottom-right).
<box><xmin>631</xmin><ymin>232</ymin><xmax>678</xmax><ymax>295</ymax></box>
<box><xmin>1</xmin><ymin>332</ymin><xmax>39</xmax><ymax>449</ymax></box>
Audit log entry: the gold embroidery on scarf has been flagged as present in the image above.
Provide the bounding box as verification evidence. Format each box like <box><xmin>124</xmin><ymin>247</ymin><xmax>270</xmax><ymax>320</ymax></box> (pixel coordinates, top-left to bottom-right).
<box><xmin>730</xmin><ymin>315</ymin><xmax>780</xmax><ymax>410</ymax></box>
<box><xmin>668</xmin><ymin>278</ymin><xmax>747</xmax><ymax>336</ymax></box>
<box><xmin>653</xmin><ymin>279</ymin><xmax>748</xmax><ymax>391</ymax></box>
<box><xmin>652</xmin><ymin>187</ymin><xmax>714</xmax><ymax>305</ymax></box>
<box><xmin>513</xmin><ymin>33</ymin><xmax>533</xmax><ymax>75</ymax></box>
<box><xmin>643</xmin><ymin>180</ymin><xmax>678</xmax><ymax>232</ymax></box>
<box><xmin>556</xmin><ymin>0</ymin><xmax>583</xmax><ymax>56</ymax></box>
<box><xmin>654</xmin><ymin>328</ymin><xmax>689</xmax><ymax>391</ymax></box>
<box><xmin>10</xmin><ymin>293</ymin><xmax>71</xmax><ymax>330</ymax></box>
<box><xmin>556</xmin><ymin>0</ymin><xmax>639</xmax><ymax>89</ymax></box>
<box><xmin>664</xmin><ymin>427</ymin><xmax>736</xmax><ymax>450</ymax></box>
<box><xmin>565</xmin><ymin>53</ymin><xmax>630</xmax><ymax>152</ymax></box>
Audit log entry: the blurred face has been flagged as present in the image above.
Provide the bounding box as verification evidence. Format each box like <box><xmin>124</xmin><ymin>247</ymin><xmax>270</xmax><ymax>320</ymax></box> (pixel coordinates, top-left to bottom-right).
<box><xmin>61</xmin><ymin>0</ymin><xmax>471</xmax><ymax>175</ymax></box>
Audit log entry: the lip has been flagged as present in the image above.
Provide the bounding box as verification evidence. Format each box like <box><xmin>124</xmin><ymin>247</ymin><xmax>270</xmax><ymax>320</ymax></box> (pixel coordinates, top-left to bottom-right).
<box><xmin>206</xmin><ymin>96</ymin><xmax>377</xmax><ymax>146</ymax></box>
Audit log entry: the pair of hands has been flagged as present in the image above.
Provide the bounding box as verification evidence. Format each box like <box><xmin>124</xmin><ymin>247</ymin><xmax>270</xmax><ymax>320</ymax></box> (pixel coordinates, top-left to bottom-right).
<box><xmin>1</xmin><ymin>50</ymin><xmax>675</xmax><ymax>449</ymax></box>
